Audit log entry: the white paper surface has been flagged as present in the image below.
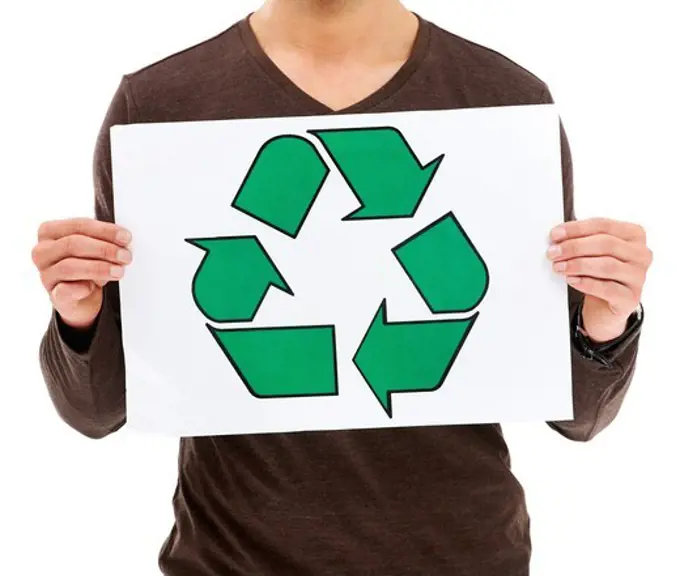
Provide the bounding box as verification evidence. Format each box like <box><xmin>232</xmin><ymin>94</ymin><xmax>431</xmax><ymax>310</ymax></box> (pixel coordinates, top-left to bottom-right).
<box><xmin>110</xmin><ymin>104</ymin><xmax>573</xmax><ymax>437</ymax></box>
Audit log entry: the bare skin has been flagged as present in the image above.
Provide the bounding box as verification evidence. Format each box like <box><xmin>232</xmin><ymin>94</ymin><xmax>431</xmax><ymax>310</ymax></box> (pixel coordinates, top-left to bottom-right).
<box><xmin>32</xmin><ymin>0</ymin><xmax>652</xmax><ymax>341</ymax></box>
<box><xmin>32</xmin><ymin>218</ymin><xmax>132</xmax><ymax>329</ymax></box>
<box><xmin>548</xmin><ymin>218</ymin><xmax>652</xmax><ymax>341</ymax></box>
<box><xmin>250</xmin><ymin>0</ymin><xmax>419</xmax><ymax>111</ymax></box>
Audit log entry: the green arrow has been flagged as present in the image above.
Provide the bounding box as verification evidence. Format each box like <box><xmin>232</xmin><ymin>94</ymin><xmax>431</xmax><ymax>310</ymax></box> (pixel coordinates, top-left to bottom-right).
<box><xmin>232</xmin><ymin>135</ymin><xmax>330</xmax><ymax>238</ymax></box>
<box><xmin>310</xmin><ymin>127</ymin><xmax>443</xmax><ymax>220</ymax></box>
<box><xmin>393</xmin><ymin>213</ymin><xmax>489</xmax><ymax>314</ymax></box>
<box><xmin>186</xmin><ymin>236</ymin><xmax>292</xmax><ymax>323</ymax></box>
<box><xmin>208</xmin><ymin>325</ymin><xmax>338</xmax><ymax>398</ymax></box>
<box><xmin>354</xmin><ymin>300</ymin><xmax>477</xmax><ymax>417</ymax></box>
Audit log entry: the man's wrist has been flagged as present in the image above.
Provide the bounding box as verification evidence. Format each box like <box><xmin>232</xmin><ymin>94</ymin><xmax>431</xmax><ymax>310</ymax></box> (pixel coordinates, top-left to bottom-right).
<box><xmin>573</xmin><ymin>301</ymin><xmax>643</xmax><ymax>367</ymax></box>
<box><xmin>579</xmin><ymin>315</ymin><xmax>628</xmax><ymax>344</ymax></box>
<box><xmin>55</xmin><ymin>309</ymin><xmax>101</xmax><ymax>355</ymax></box>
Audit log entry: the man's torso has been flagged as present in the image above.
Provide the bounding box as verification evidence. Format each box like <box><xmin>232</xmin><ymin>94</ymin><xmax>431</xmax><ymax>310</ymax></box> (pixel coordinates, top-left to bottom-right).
<box><xmin>122</xmin><ymin>17</ymin><xmax>549</xmax><ymax>575</ymax></box>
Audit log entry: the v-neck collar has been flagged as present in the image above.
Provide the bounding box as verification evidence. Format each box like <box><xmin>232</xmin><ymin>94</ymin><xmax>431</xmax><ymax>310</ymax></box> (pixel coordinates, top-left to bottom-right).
<box><xmin>237</xmin><ymin>12</ymin><xmax>432</xmax><ymax>115</ymax></box>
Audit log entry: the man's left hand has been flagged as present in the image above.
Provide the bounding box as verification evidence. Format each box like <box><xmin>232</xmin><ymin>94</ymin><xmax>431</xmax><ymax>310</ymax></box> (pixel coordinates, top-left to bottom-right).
<box><xmin>547</xmin><ymin>218</ymin><xmax>653</xmax><ymax>343</ymax></box>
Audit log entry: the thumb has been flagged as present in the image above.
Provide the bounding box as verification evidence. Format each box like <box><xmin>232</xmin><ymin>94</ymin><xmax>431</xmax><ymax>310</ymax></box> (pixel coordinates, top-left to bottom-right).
<box><xmin>51</xmin><ymin>281</ymin><xmax>97</xmax><ymax>307</ymax></box>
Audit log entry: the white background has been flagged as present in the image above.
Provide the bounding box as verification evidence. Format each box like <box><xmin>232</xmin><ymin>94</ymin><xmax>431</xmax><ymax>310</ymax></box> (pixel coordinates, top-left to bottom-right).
<box><xmin>0</xmin><ymin>1</ymin><xmax>677</xmax><ymax>575</ymax></box>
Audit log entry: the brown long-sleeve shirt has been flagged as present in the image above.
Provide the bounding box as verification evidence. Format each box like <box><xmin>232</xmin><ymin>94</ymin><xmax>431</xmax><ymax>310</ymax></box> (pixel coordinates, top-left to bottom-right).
<box><xmin>39</xmin><ymin>15</ymin><xmax>642</xmax><ymax>576</ymax></box>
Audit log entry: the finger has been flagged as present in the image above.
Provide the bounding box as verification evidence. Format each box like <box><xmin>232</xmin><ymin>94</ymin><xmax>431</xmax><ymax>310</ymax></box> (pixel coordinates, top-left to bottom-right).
<box><xmin>38</xmin><ymin>218</ymin><xmax>132</xmax><ymax>246</ymax></box>
<box><xmin>553</xmin><ymin>256</ymin><xmax>645</xmax><ymax>286</ymax></box>
<box><xmin>51</xmin><ymin>281</ymin><xmax>96</xmax><ymax>307</ymax></box>
<box><xmin>41</xmin><ymin>258</ymin><xmax>124</xmax><ymax>292</ymax></box>
<box><xmin>551</xmin><ymin>218</ymin><xmax>646</xmax><ymax>243</ymax></box>
<box><xmin>547</xmin><ymin>234</ymin><xmax>649</xmax><ymax>264</ymax></box>
<box><xmin>566</xmin><ymin>276</ymin><xmax>635</xmax><ymax>312</ymax></box>
<box><xmin>32</xmin><ymin>235</ymin><xmax>132</xmax><ymax>269</ymax></box>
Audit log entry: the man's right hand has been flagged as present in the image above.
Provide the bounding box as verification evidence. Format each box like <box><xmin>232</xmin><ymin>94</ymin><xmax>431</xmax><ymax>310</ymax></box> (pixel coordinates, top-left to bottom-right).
<box><xmin>32</xmin><ymin>218</ymin><xmax>133</xmax><ymax>330</ymax></box>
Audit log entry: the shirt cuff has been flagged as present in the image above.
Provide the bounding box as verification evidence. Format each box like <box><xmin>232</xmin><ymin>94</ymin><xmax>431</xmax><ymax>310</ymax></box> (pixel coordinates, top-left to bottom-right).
<box><xmin>54</xmin><ymin>310</ymin><xmax>102</xmax><ymax>355</ymax></box>
<box><xmin>572</xmin><ymin>301</ymin><xmax>644</xmax><ymax>368</ymax></box>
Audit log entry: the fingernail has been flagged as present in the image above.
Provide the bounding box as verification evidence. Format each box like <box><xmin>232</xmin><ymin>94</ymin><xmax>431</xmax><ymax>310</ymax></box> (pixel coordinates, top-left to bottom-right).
<box><xmin>551</xmin><ymin>226</ymin><xmax>567</xmax><ymax>241</ymax></box>
<box><xmin>116</xmin><ymin>229</ymin><xmax>132</xmax><ymax>245</ymax></box>
<box><xmin>567</xmin><ymin>276</ymin><xmax>580</xmax><ymax>285</ymax></box>
<box><xmin>117</xmin><ymin>249</ymin><xmax>132</xmax><ymax>264</ymax></box>
<box><xmin>547</xmin><ymin>244</ymin><xmax>562</xmax><ymax>259</ymax></box>
<box><xmin>110</xmin><ymin>265</ymin><xmax>124</xmax><ymax>279</ymax></box>
<box><xmin>553</xmin><ymin>262</ymin><xmax>567</xmax><ymax>273</ymax></box>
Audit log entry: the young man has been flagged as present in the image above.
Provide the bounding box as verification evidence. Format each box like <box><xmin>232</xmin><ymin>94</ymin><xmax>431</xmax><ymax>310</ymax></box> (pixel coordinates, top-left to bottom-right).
<box><xmin>32</xmin><ymin>1</ymin><xmax>651</xmax><ymax>574</ymax></box>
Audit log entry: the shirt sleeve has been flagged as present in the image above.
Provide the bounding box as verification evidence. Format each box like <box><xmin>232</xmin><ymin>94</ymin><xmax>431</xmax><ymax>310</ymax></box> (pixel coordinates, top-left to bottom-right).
<box><xmin>38</xmin><ymin>76</ymin><xmax>136</xmax><ymax>439</ymax></box>
<box><xmin>545</xmin><ymin>91</ymin><xmax>642</xmax><ymax>442</ymax></box>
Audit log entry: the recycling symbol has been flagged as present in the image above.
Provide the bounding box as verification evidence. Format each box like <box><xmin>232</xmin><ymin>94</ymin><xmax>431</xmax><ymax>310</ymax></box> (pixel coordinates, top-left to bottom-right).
<box><xmin>186</xmin><ymin>127</ymin><xmax>489</xmax><ymax>417</ymax></box>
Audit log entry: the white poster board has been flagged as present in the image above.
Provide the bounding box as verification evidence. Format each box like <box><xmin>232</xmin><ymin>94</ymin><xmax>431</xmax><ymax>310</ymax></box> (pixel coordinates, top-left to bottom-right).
<box><xmin>111</xmin><ymin>104</ymin><xmax>573</xmax><ymax>437</ymax></box>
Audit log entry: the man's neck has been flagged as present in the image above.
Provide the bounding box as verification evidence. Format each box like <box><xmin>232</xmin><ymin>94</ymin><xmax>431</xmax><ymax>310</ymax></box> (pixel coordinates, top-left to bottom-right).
<box><xmin>251</xmin><ymin>0</ymin><xmax>416</xmax><ymax>62</ymax></box>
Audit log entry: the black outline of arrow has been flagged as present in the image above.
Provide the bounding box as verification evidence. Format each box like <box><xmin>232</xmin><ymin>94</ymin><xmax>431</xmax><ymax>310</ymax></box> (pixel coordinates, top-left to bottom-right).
<box><xmin>189</xmin><ymin>130</ymin><xmax>489</xmax><ymax>415</ymax></box>
<box><xmin>392</xmin><ymin>212</ymin><xmax>491</xmax><ymax>315</ymax></box>
<box><xmin>309</xmin><ymin>126</ymin><xmax>445</xmax><ymax>221</ymax></box>
<box><xmin>353</xmin><ymin>299</ymin><xmax>479</xmax><ymax>418</ymax></box>
<box><xmin>207</xmin><ymin>323</ymin><xmax>340</xmax><ymax>400</ymax></box>
<box><xmin>231</xmin><ymin>135</ymin><xmax>330</xmax><ymax>239</ymax></box>
<box><xmin>185</xmin><ymin>235</ymin><xmax>294</xmax><ymax>324</ymax></box>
